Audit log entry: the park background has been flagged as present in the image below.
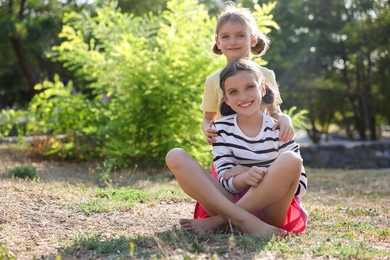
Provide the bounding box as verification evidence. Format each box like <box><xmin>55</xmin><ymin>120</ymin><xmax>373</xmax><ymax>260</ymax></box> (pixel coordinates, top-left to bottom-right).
<box><xmin>0</xmin><ymin>1</ymin><xmax>389</xmax><ymax>259</ymax></box>
<box><xmin>0</xmin><ymin>0</ymin><xmax>389</xmax><ymax>169</ymax></box>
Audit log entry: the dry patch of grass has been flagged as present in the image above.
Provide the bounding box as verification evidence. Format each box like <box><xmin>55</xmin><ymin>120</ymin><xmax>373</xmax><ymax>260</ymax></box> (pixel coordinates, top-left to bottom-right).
<box><xmin>0</xmin><ymin>144</ymin><xmax>389</xmax><ymax>259</ymax></box>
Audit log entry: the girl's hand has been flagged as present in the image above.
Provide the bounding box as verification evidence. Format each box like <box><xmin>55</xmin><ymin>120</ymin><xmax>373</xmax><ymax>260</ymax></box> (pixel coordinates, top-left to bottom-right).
<box><xmin>223</xmin><ymin>165</ymin><xmax>249</xmax><ymax>180</ymax></box>
<box><xmin>203</xmin><ymin>113</ymin><xmax>218</xmax><ymax>145</ymax></box>
<box><xmin>245</xmin><ymin>166</ymin><xmax>267</xmax><ymax>187</ymax></box>
<box><xmin>273</xmin><ymin>114</ymin><xmax>294</xmax><ymax>142</ymax></box>
<box><xmin>205</xmin><ymin>127</ymin><xmax>218</xmax><ymax>144</ymax></box>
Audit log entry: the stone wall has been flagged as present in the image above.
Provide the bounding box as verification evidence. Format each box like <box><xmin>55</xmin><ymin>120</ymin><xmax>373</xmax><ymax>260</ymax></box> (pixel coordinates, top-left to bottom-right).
<box><xmin>300</xmin><ymin>141</ymin><xmax>390</xmax><ymax>169</ymax></box>
<box><xmin>2</xmin><ymin>136</ymin><xmax>390</xmax><ymax>169</ymax></box>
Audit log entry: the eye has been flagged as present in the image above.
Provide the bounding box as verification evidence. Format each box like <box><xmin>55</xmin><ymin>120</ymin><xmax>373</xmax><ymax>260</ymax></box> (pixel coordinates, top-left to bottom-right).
<box><xmin>228</xmin><ymin>89</ymin><xmax>238</xmax><ymax>96</ymax></box>
<box><xmin>246</xmin><ymin>84</ymin><xmax>257</xmax><ymax>90</ymax></box>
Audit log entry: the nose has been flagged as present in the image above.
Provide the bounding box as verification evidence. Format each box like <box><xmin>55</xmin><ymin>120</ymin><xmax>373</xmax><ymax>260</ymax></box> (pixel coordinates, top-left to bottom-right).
<box><xmin>229</xmin><ymin>36</ymin><xmax>238</xmax><ymax>45</ymax></box>
<box><xmin>238</xmin><ymin>90</ymin><xmax>248</xmax><ymax>100</ymax></box>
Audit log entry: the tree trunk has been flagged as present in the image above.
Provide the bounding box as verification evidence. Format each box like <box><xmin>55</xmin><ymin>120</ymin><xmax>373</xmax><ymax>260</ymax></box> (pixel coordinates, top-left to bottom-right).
<box><xmin>10</xmin><ymin>31</ymin><xmax>36</xmax><ymax>90</ymax></box>
<box><xmin>365</xmin><ymin>50</ymin><xmax>377</xmax><ymax>140</ymax></box>
<box><xmin>9</xmin><ymin>0</ymin><xmax>37</xmax><ymax>94</ymax></box>
<box><xmin>306</xmin><ymin>118</ymin><xmax>321</xmax><ymax>144</ymax></box>
<box><xmin>356</xmin><ymin>62</ymin><xmax>367</xmax><ymax>141</ymax></box>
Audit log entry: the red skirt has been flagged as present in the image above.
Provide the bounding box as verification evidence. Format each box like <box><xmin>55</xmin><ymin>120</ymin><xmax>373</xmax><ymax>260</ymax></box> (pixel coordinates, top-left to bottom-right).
<box><xmin>193</xmin><ymin>165</ymin><xmax>308</xmax><ymax>233</ymax></box>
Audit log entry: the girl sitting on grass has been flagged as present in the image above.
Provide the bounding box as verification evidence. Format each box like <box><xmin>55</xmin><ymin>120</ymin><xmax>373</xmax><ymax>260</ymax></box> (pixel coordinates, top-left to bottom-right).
<box><xmin>166</xmin><ymin>59</ymin><xmax>307</xmax><ymax>236</ymax></box>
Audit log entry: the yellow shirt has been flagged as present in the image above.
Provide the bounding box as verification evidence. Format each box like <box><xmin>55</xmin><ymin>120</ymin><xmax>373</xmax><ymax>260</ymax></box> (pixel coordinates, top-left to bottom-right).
<box><xmin>200</xmin><ymin>65</ymin><xmax>282</xmax><ymax>119</ymax></box>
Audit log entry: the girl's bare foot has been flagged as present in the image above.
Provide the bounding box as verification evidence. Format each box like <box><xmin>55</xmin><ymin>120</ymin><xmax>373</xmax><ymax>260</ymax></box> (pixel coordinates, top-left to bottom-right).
<box><xmin>179</xmin><ymin>216</ymin><xmax>225</xmax><ymax>233</ymax></box>
<box><xmin>237</xmin><ymin>213</ymin><xmax>287</xmax><ymax>238</ymax></box>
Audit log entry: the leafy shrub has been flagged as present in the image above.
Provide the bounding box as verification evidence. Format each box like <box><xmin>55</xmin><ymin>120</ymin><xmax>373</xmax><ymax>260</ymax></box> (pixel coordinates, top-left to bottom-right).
<box><xmin>8</xmin><ymin>165</ymin><xmax>37</xmax><ymax>179</ymax></box>
<box><xmin>0</xmin><ymin>0</ymin><xmax>279</xmax><ymax>169</ymax></box>
<box><xmin>284</xmin><ymin>106</ymin><xmax>309</xmax><ymax>131</ymax></box>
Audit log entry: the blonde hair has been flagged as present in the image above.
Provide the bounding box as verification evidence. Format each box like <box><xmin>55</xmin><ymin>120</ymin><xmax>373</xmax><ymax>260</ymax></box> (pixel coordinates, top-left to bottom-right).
<box><xmin>213</xmin><ymin>2</ymin><xmax>270</xmax><ymax>57</ymax></box>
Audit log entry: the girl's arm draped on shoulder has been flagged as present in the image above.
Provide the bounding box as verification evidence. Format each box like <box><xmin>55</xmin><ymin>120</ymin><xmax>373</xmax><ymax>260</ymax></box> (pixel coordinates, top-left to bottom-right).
<box><xmin>201</xmin><ymin>70</ymin><xmax>223</xmax><ymax>142</ymax></box>
<box><xmin>260</xmin><ymin>67</ymin><xmax>282</xmax><ymax>105</ymax></box>
<box><xmin>260</xmin><ymin>67</ymin><xmax>294</xmax><ymax>142</ymax></box>
<box><xmin>202</xmin><ymin>112</ymin><xmax>218</xmax><ymax>144</ymax></box>
<box><xmin>268</xmin><ymin>104</ymin><xmax>294</xmax><ymax>142</ymax></box>
<box><xmin>200</xmin><ymin>70</ymin><xmax>221</xmax><ymax>115</ymax></box>
<box><xmin>266</xmin><ymin>103</ymin><xmax>282</xmax><ymax>119</ymax></box>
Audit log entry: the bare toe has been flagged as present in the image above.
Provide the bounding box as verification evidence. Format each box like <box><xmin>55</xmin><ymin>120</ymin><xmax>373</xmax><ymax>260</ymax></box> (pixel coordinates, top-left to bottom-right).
<box><xmin>179</xmin><ymin>219</ymin><xmax>191</xmax><ymax>225</ymax></box>
<box><xmin>179</xmin><ymin>219</ymin><xmax>194</xmax><ymax>231</ymax></box>
<box><xmin>274</xmin><ymin>228</ymin><xmax>288</xmax><ymax>238</ymax></box>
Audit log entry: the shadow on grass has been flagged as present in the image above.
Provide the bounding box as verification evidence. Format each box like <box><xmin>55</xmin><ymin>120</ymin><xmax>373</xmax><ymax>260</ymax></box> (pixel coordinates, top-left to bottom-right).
<box><xmin>56</xmin><ymin>226</ymin><xmax>271</xmax><ymax>259</ymax></box>
<box><xmin>153</xmin><ymin>227</ymin><xmax>271</xmax><ymax>258</ymax></box>
<box><xmin>58</xmin><ymin>233</ymin><xmax>132</xmax><ymax>259</ymax></box>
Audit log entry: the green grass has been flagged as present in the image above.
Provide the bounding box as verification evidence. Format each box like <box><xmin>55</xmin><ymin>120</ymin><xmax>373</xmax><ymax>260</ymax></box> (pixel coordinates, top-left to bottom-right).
<box><xmin>60</xmin><ymin>224</ymin><xmax>389</xmax><ymax>260</ymax></box>
<box><xmin>75</xmin><ymin>187</ymin><xmax>149</xmax><ymax>213</ymax></box>
<box><xmin>58</xmin><ymin>168</ymin><xmax>390</xmax><ymax>259</ymax></box>
<box><xmin>2</xmin><ymin>163</ymin><xmax>389</xmax><ymax>259</ymax></box>
<box><xmin>60</xmin><ymin>233</ymin><xmax>133</xmax><ymax>259</ymax></box>
<box><xmin>69</xmin><ymin>181</ymin><xmax>188</xmax><ymax>214</ymax></box>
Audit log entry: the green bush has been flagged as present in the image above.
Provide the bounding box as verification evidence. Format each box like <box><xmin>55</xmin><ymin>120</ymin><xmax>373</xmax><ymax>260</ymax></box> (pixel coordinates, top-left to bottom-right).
<box><xmin>0</xmin><ymin>0</ymin><xmax>279</xmax><ymax>169</ymax></box>
<box><xmin>284</xmin><ymin>106</ymin><xmax>309</xmax><ymax>131</ymax></box>
<box><xmin>8</xmin><ymin>165</ymin><xmax>37</xmax><ymax>179</ymax></box>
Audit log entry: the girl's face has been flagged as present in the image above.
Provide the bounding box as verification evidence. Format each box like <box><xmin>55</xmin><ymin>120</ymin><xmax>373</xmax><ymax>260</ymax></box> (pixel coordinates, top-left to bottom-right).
<box><xmin>223</xmin><ymin>71</ymin><xmax>265</xmax><ymax>117</ymax></box>
<box><xmin>216</xmin><ymin>21</ymin><xmax>257</xmax><ymax>62</ymax></box>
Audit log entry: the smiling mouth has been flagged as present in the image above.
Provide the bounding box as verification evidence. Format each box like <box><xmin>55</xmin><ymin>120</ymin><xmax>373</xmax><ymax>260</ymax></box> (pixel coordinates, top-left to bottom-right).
<box><xmin>239</xmin><ymin>101</ymin><xmax>253</xmax><ymax>108</ymax></box>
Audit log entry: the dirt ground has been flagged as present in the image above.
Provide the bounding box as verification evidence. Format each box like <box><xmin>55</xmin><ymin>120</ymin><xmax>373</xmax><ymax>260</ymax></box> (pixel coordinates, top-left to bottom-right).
<box><xmin>0</xmin><ymin>144</ymin><xmax>195</xmax><ymax>259</ymax></box>
<box><xmin>1</xmin><ymin>144</ymin><xmax>389</xmax><ymax>259</ymax></box>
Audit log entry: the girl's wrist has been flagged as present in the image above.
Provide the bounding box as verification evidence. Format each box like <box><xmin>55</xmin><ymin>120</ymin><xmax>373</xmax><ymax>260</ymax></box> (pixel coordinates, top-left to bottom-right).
<box><xmin>270</xmin><ymin>111</ymin><xmax>282</xmax><ymax>119</ymax></box>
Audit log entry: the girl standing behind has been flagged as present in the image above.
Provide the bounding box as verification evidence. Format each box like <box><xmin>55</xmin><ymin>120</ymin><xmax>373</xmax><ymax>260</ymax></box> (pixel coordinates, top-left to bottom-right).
<box><xmin>195</xmin><ymin>2</ymin><xmax>294</xmax><ymax>219</ymax></box>
<box><xmin>201</xmin><ymin>2</ymin><xmax>293</xmax><ymax>144</ymax></box>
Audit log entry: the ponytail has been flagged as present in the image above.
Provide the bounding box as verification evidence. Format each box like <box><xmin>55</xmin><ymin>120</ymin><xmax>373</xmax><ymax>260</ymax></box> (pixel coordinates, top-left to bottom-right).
<box><xmin>220</xmin><ymin>100</ymin><xmax>236</xmax><ymax>116</ymax></box>
<box><xmin>262</xmin><ymin>86</ymin><xmax>274</xmax><ymax>105</ymax></box>
<box><xmin>212</xmin><ymin>43</ymin><xmax>223</xmax><ymax>55</ymax></box>
<box><xmin>251</xmin><ymin>33</ymin><xmax>270</xmax><ymax>56</ymax></box>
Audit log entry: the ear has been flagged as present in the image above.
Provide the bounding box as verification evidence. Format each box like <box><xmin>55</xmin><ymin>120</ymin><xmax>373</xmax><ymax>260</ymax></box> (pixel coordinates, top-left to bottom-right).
<box><xmin>250</xmin><ymin>35</ymin><xmax>257</xmax><ymax>47</ymax></box>
<box><xmin>223</xmin><ymin>95</ymin><xmax>230</xmax><ymax>105</ymax></box>
<box><xmin>215</xmin><ymin>35</ymin><xmax>221</xmax><ymax>49</ymax></box>
<box><xmin>260</xmin><ymin>83</ymin><xmax>266</xmax><ymax>96</ymax></box>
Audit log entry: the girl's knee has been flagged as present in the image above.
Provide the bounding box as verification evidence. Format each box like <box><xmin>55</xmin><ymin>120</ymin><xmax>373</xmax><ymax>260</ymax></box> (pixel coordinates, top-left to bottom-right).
<box><xmin>279</xmin><ymin>151</ymin><xmax>303</xmax><ymax>168</ymax></box>
<box><xmin>165</xmin><ymin>148</ymin><xmax>188</xmax><ymax>168</ymax></box>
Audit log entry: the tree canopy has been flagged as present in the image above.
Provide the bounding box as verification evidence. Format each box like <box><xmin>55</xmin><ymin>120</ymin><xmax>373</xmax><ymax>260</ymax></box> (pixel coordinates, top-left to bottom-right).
<box><xmin>264</xmin><ymin>0</ymin><xmax>389</xmax><ymax>141</ymax></box>
<box><xmin>0</xmin><ymin>0</ymin><xmax>389</xmax><ymax>167</ymax></box>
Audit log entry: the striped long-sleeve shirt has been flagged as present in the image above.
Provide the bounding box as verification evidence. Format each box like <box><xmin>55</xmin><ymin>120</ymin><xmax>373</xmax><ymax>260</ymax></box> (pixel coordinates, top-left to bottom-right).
<box><xmin>211</xmin><ymin>113</ymin><xmax>307</xmax><ymax>198</ymax></box>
